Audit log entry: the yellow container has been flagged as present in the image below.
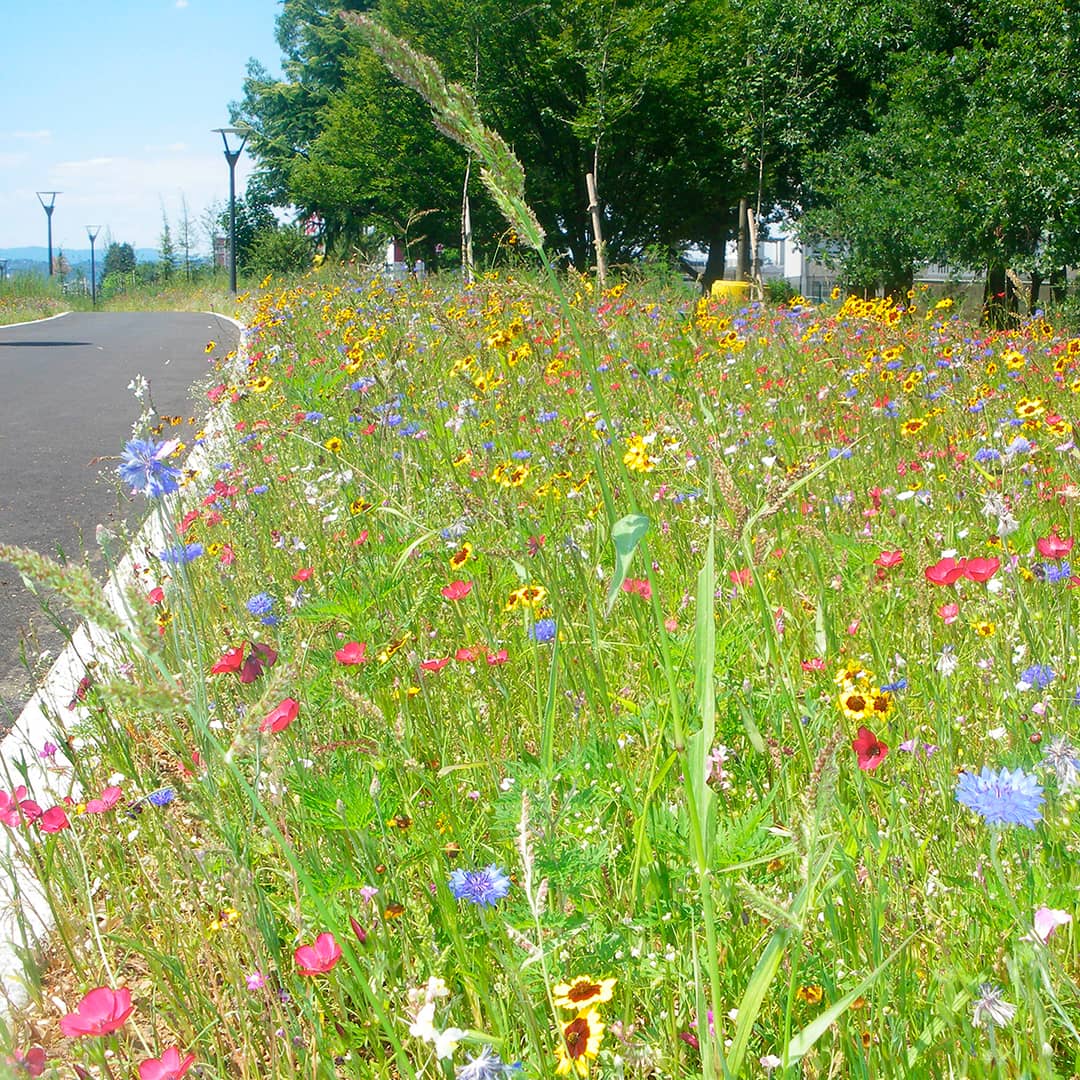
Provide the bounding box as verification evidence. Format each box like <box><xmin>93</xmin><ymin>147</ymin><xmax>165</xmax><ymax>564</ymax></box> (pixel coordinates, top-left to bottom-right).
<box><xmin>711</xmin><ymin>279</ymin><xmax>751</xmax><ymax>300</ymax></box>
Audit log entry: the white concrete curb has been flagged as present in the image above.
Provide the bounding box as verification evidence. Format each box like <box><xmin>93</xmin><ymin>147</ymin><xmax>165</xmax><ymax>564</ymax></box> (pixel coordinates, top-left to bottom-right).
<box><xmin>0</xmin><ymin>311</ymin><xmax>73</xmax><ymax>331</ymax></box>
<box><xmin>0</xmin><ymin>315</ymin><xmax>246</xmax><ymax>1014</ymax></box>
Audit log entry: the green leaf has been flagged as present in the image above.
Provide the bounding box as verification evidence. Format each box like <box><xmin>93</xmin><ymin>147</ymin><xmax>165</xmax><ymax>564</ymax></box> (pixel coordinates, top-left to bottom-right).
<box><xmin>604</xmin><ymin>513</ymin><xmax>650</xmax><ymax>616</ymax></box>
<box><xmin>686</xmin><ymin>528</ymin><xmax>716</xmax><ymax>859</ymax></box>
<box><xmin>786</xmin><ymin>932</ymin><xmax>917</xmax><ymax>1063</ymax></box>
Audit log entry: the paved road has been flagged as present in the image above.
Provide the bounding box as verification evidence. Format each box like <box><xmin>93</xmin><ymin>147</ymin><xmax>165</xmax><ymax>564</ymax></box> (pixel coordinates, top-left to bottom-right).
<box><xmin>0</xmin><ymin>311</ymin><xmax>239</xmax><ymax>728</ymax></box>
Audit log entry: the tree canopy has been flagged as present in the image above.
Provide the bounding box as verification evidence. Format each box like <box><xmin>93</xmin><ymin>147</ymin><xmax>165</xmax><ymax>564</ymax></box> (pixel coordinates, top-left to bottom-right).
<box><xmin>233</xmin><ymin>0</ymin><xmax>1080</xmax><ymax>305</ymax></box>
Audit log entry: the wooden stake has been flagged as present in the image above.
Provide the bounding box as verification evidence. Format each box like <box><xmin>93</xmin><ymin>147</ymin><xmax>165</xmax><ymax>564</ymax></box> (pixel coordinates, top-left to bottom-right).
<box><xmin>586</xmin><ymin>172</ymin><xmax>607</xmax><ymax>289</ymax></box>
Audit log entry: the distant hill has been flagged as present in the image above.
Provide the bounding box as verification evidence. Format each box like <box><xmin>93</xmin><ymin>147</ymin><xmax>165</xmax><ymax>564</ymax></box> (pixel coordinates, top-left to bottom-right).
<box><xmin>0</xmin><ymin>246</ymin><xmax>162</xmax><ymax>275</ymax></box>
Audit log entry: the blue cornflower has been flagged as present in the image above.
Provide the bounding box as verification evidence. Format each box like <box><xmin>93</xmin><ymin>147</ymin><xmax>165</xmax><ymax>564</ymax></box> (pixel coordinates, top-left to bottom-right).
<box><xmin>955</xmin><ymin>767</ymin><xmax>1044</xmax><ymax>829</ymax></box>
<box><xmin>1042</xmin><ymin>561</ymin><xmax>1072</xmax><ymax>584</ymax></box>
<box><xmin>973</xmin><ymin>447</ymin><xmax>1001</xmax><ymax>463</ymax></box>
<box><xmin>246</xmin><ymin>593</ymin><xmax>275</xmax><ymax>624</ymax></box>
<box><xmin>1018</xmin><ymin>664</ymin><xmax>1055</xmax><ymax>690</ymax></box>
<box><xmin>117</xmin><ymin>438</ymin><xmax>181</xmax><ymax>498</ymax></box>
<box><xmin>1004</xmin><ymin>436</ymin><xmax>1032</xmax><ymax>457</ymax></box>
<box><xmin>252</xmin><ymin>484</ymin><xmax>269</xmax><ymax>495</ymax></box>
<box><xmin>304</xmin><ymin>411</ymin><xmax>325</xmax><ymax>422</ymax></box>
<box><xmin>157</xmin><ymin>542</ymin><xmax>203</xmax><ymax>565</ymax></box>
<box><xmin>880</xmin><ymin>677</ymin><xmax>908</xmax><ymax>693</ymax></box>
<box><xmin>448</xmin><ymin>864</ymin><xmax>511</xmax><ymax>907</ymax></box>
<box><xmin>511</xmin><ymin>449</ymin><xmax>532</xmax><ymax>461</ymax></box>
<box><xmin>529</xmin><ymin>618</ymin><xmax>557</xmax><ymax>644</ymax></box>
<box><xmin>147</xmin><ymin>788</ymin><xmax>176</xmax><ymax>807</ymax></box>
<box><xmin>457</xmin><ymin>1046</ymin><xmax>522</xmax><ymax>1079</ymax></box>
<box><xmin>537</xmin><ymin>409</ymin><xmax>558</xmax><ymax>423</ymax></box>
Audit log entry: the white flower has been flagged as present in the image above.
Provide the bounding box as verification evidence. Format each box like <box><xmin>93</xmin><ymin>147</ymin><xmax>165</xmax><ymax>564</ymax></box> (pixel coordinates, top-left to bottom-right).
<box><xmin>409</xmin><ymin>1002</ymin><xmax>437</xmax><ymax>1041</ymax></box>
<box><xmin>972</xmin><ymin>984</ymin><xmax>1015</xmax><ymax>1029</ymax></box>
<box><xmin>433</xmin><ymin>1026</ymin><xmax>465</xmax><ymax>1060</ymax></box>
<box><xmin>936</xmin><ymin>646</ymin><xmax>959</xmax><ymax>678</ymax></box>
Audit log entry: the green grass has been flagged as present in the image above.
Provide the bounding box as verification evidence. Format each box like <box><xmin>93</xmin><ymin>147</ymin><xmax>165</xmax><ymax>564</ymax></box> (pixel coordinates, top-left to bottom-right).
<box><xmin>1</xmin><ymin>270</ymin><xmax>1079</xmax><ymax>1079</ymax></box>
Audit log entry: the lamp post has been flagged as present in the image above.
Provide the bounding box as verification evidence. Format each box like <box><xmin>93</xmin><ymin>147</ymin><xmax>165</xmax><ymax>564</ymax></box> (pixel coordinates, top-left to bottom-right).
<box><xmin>85</xmin><ymin>225</ymin><xmax>101</xmax><ymax>307</ymax></box>
<box><xmin>36</xmin><ymin>191</ymin><xmax>61</xmax><ymax>277</ymax></box>
<box><xmin>213</xmin><ymin>126</ymin><xmax>249</xmax><ymax>294</ymax></box>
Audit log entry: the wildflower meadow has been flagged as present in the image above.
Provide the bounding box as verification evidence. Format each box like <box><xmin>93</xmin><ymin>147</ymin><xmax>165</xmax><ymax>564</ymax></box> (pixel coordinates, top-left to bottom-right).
<box><xmin>1</xmin><ymin>263</ymin><xmax>1079</xmax><ymax>1078</ymax></box>
<box><xmin>2</xmin><ymin>29</ymin><xmax>1080</xmax><ymax>1077</ymax></box>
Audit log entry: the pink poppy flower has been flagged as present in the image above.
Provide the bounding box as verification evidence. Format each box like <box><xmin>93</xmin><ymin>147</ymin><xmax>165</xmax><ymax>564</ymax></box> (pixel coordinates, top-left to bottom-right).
<box><xmin>60</xmin><ymin>986</ymin><xmax>134</xmax><ymax>1037</ymax></box>
<box><xmin>963</xmin><ymin>557</ymin><xmax>999</xmax><ymax>583</ymax></box>
<box><xmin>925</xmin><ymin>557</ymin><xmax>967</xmax><ymax>585</ymax></box>
<box><xmin>294</xmin><ymin>932</ymin><xmax>342</xmax><ymax>975</ymax></box>
<box><xmin>873</xmin><ymin>549</ymin><xmax>904</xmax><ymax>569</ymax></box>
<box><xmin>260</xmin><ymin>698</ymin><xmax>300</xmax><ymax>734</ymax></box>
<box><xmin>39</xmin><ymin>807</ymin><xmax>70</xmax><ymax>833</ymax></box>
<box><xmin>852</xmin><ymin>727</ymin><xmax>888</xmax><ymax>771</ymax></box>
<box><xmin>454</xmin><ymin>647</ymin><xmax>479</xmax><ymax>662</ymax></box>
<box><xmin>334</xmin><ymin>641</ymin><xmax>369</xmax><ymax>665</ymax></box>
<box><xmin>1036</xmin><ymin>533</ymin><xmax>1074</xmax><ymax>559</ymax></box>
<box><xmin>441</xmin><ymin>580</ymin><xmax>473</xmax><ymax>601</ymax></box>
<box><xmin>486</xmin><ymin>649</ymin><xmax>508</xmax><ymax>665</ymax></box>
<box><xmin>85</xmin><ymin>786</ymin><xmax>122</xmax><ymax>815</ymax></box>
<box><xmin>937</xmin><ymin>602</ymin><xmax>960</xmax><ymax>624</ymax></box>
<box><xmin>1031</xmin><ymin>906</ymin><xmax>1071</xmax><ymax>944</ymax></box>
<box><xmin>138</xmin><ymin>1047</ymin><xmax>195</xmax><ymax>1080</ymax></box>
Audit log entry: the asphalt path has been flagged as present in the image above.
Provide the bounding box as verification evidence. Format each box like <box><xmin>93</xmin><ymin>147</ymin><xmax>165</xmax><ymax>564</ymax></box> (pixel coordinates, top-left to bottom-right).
<box><xmin>0</xmin><ymin>311</ymin><xmax>239</xmax><ymax>729</ymax></box>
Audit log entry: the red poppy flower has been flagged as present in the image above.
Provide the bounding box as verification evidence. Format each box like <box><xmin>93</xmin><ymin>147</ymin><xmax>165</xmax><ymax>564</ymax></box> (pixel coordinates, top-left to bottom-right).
<box><xmin>211</xmin><ymin>645</ymin><xmax>245</xmax><ymax>675</ymax></box>
<box><xmin>147</xmin><ymin>587</ymin><xmax>165</xmax><ymax>605</ymax></box>
<box><xmin>486</xmin><ymin>648</ymin><xmax>509</xmax><ymax>665</ymax></box>
<box><xmin>873</xmin><ymin>549</ymin><xmax>904</xmax><ymax>569</ymax></box>
<box><xmin>138</xmin><ymin>1047</ymin><xmax>195</xmax><ymax>1080</ymax></box>
<box><xmin>240</xmin><ymin>641</ymin><xmax>278</xmax><ymax>684</ymax></box>
<box><xmin>852</xmin><ymin>727</ymin><xmax>888</xmax><ymax>771</ymax></box>
<box><xmin>8</xmin><ymin>1047</ymin><xmax>46</xmax><ymax>1076</ymax></box>
<box><xmin>441</xmin><ymin>580</ymin><xmax>474</xmax><ymax>601</ymax></box>
<box><xmin>292</xmin><ymin>566</ymin><xmax>315</xmax><ymax>581</ymax></box>
<box><xmin>260</xmin><ymin>698</ymin><xmax>299</xmax><ymax>734</ymax></box>
<box><xmin>1036</xmin><ymin>533</ymin><xmax>1074</xmax><ymax>559</ymax></box>
<box><xmin>420</xmin><ymin>657</ymin><xmax>451</xmax><ymax>672</ymax></box>
<box><xmin>924</xmin><ymin>557</ymin><xmax>967</xmax><ymax>585</ymax></box>
<box><xmin>334</xmin><ymin>641</ymin><xmax>369</xmax><ymax>665</ymax></box>
<box><xmin>963</xmin><ymin>557</ymin><xmax>999</xmax><ymax>582</ymax></box>
<box><xmin>455</xmin><ymin>647</ymin><xmax>479</xmax><ymax>662</ymax></box>
<box><xmin>294</xmin><ymin>932</ymin><xmax>342</xmax><ymax>975</ymax></box>
<box><xmin>59</xmin><ymin>986</ymin><xmax>134</xmax><ymax>1038</ymax></box>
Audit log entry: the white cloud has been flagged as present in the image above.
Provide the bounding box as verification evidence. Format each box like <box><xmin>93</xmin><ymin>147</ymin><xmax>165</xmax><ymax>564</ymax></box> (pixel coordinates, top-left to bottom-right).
<box><xmin>9</xmin><ymin>130</ymin><xmax>52</xmax><ymax>141</ymax></box>
<box><xmin>0</xmin><ymin>149</ymin><xmax>259</xmax><ymax>251</ymax></box>
<box><xmin>175</xmin><ymin>0</ymin><xmax>189</xmax><ymax>7</ymax></box>
<box><xmin>55</xmin><ymin>157</ymin><xmax>116</xmax><ymax>172</ymax></box>
<box><xmin>0</xmin><ymin>153</ymin><xmax>28</xmax><ymax>169</ymax></box>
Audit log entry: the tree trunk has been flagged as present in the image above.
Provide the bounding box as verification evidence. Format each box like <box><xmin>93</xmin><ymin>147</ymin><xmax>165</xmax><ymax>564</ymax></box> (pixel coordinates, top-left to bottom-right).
<box><xmin>1029</xmin><ymin>270</ymin><xmax>1043</xmax><ymax>313</ymax></box>
<box><xmin>983</xmin><ymin>264</ymin><xmax>1009</xmax><ymax>328</ymax></box>
<box><xmin>736</xmin><ymin>197</ymin><xmax>749</xmax><ymax>280</ymax></box>
<box><xmin>702</xmin><ymin>222</ymin><xmax>729</xmax><ymax>294</ymax></box>
<box><xmin>461</xmin><ymin>156</ymin><xmax>474</xmax><ymax>284</ymax></box>
<box><xmin>1050</xmin><ymin>266</ymin><xmax>1068</xmax><ymax>305</ymax></box>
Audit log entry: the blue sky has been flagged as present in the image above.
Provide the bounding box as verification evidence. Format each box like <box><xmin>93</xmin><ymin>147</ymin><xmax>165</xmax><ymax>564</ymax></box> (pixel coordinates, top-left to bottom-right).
<box><xmin>1</xmin><ymin>0</ymin><xmax>283</xmax><ymax>253</ymax></box>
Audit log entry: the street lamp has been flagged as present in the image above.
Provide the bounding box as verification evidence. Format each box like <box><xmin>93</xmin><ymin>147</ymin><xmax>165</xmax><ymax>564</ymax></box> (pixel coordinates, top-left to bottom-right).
<box><xmin>36</xmin><ymin>191</ymin><xmax>61</xmax><ymax>277</ymax></box>
<box><xmin>85</xmin><ymin>225</ymin><xmax>101</xmax><ymax>307</ymax></box>
<box><xmin>212</xmin><ymin>126</ymin><xmax>249</xmax><ymax>294</ymax></box>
